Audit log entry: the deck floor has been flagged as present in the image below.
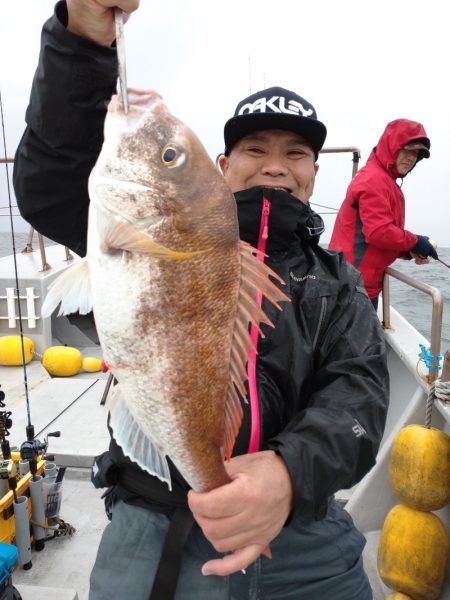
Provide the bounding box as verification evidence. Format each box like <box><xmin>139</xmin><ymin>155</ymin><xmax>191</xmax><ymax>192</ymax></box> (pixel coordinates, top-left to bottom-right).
<box><xmin>12</xmin><ymin>468</ymin><xmax>108</xmax><ymax>600</ymax></box>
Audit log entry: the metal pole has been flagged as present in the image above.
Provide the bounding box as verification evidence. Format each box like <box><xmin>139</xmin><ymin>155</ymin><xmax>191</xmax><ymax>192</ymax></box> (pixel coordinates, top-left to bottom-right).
<box><xmin>319</xmin><ymin>146</ymin><xmax>362</xmax><ymax>180</ymax></box>
<box><xmin>384</xmin><ymin>267</ymin><xmax>443</xmax><ymax>383</ymax></box>
<box><xmin>37</xmin><ymin>233</ymin><xmax>51</xmax><ymax>272</ymax></box>
<box><xmin>381</xmin><ymin>275</ymin><xmax>391</xmax><ymax>330</ymax></box>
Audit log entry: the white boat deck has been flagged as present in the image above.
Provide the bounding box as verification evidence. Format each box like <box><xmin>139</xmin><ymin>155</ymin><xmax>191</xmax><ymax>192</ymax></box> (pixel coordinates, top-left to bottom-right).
<box><xmin>14</xmin><ymin>469</ymin><xmax>108</xmax><ymax>600</ymax></box>
<box><xmin>1</xmin><ymin>359</ymin><xmax>111</xmax><ymax>599</ymax></box>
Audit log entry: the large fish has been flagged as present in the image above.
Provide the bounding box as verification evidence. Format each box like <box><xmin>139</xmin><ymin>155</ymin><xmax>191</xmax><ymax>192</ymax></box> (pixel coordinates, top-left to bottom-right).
<box><xmin>42</xmin><ymin>89</ymin><xmax>288</xmax><ymax>492</ymax></box>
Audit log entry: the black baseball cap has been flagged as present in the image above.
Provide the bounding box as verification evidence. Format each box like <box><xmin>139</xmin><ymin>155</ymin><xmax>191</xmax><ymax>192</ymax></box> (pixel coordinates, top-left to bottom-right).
<box><xmin>224</xmin><ymin>86</ymin><xmax>327</xmax><ymax>159</ymax></box>
<box><xmin>403</xmin><ymin>138</ymin><xmax>430</xmax><ymax>160</ymax></box>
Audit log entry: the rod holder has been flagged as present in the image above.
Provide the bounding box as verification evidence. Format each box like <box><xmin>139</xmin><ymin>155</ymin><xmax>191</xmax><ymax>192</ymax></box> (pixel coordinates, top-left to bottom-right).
<box><xmin>29</xmin><ymin>475</ymin><xmax>46</xmax><ymax>550</ymax></box>
<box><xmin>13</xmin><ymin>495</ymin><xmax>32</xmax><ymax>569</ymax></box>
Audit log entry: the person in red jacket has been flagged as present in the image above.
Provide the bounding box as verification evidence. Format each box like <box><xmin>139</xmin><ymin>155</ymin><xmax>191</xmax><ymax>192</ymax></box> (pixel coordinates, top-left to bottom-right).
<box><xmin>328</xmin><ymin>119</ymin><xmax>438</xmax><ymax>309</ymax></box>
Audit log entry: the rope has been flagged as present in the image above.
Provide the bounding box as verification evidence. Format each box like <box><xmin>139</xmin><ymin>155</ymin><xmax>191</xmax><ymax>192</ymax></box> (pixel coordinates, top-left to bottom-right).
<box><xmin>30</xmin><ymin>516</ymin><xmax>76</xmax><ymax>538</ymax></box>
<box><xmin>434</xmin><ymin>379</ymin><xmax>450</xmax><ymax>403</ymax></box>
<box><xmin>425</xmin><ymin>379</ymin><xmax>450</xmax><ymax>428</ymax></box>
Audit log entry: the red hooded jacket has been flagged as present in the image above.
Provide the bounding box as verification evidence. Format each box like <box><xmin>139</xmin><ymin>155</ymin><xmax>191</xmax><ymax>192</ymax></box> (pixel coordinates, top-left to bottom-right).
<box><xmin>328</xmin><ymin>119</ymin><xmax>430</xmax><ymax>299</ymax></box>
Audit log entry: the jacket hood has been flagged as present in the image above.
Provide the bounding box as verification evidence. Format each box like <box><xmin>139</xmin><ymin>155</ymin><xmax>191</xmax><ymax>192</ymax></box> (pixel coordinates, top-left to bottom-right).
<box><xmin>370</xmin><ymin>119</ymin><xmax>430</xmax><ymax>179</ymax></box>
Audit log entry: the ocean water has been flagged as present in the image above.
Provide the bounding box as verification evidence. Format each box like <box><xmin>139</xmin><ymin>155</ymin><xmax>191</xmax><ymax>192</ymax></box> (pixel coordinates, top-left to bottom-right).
<box><xmin>1</xmin><ymin>232</ymin><xmax>449</xmax><ymax>352</ymax></box>
<box><xmin>389</xmin><ymin>247</ymin><xmax>450</xmax><ymax>351</ymax></box>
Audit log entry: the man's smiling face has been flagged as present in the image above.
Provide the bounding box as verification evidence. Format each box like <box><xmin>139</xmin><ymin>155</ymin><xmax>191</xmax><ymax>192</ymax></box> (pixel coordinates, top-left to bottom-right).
<box><xmin>219</xmin><ymin>129</ymin><xmax>319</xmax><ymax>204</ymax></box>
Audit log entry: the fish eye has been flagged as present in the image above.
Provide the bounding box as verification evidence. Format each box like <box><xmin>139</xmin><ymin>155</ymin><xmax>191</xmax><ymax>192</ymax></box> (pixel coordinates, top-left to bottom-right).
<box><xmin>160</xmin><ymin>144</ymin><xmax>186</xmax><ymax>168</ymax></box>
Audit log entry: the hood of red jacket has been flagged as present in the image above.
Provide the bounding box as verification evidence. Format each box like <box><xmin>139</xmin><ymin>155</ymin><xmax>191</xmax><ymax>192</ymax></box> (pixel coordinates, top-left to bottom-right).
<box><xmin>368</xmin><ymin>119</ymin><xmax>430</xmax><ymax>179</ymax></box>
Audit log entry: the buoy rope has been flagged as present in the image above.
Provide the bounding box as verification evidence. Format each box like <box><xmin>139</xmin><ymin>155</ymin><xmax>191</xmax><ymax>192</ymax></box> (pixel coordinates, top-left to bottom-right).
<box><xmin>0</xmin><ymin>89</ymin><xmax>32</xmax><ymax>427</ymax></box>
<box><xmin>434</xmin><ymin>380</ymin><xmax>450</xmax><ymax>404</ymax></box>
<box><xmin>425</xmin><ymin>379</ymin><xmax>450</xmax><ymax>428</ymax></box>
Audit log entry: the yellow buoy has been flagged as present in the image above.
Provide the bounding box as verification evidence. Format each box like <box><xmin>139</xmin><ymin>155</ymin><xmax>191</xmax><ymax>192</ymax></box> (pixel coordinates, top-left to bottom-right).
<box><xmin>82</xmin><ymin>357</ymin><xmax>102</xmax><ymax>373</ymax></box>
<box><xmin>389</xmin><ymin>424</ymin><xmax>450</xmax><ymax>511</ymax></box>
<box><xmin>378</xmin><ymin>504</ymin><xmax>449</xmax><ymax>600</ymax></box>
<box><xmin>386</xmin><ymin>593</ymin><xmax>414</xmax><ymax>600</ymax></box>
<box><xmin>42</xmin><ymin>346</ymin><xmax>83</xmax><ymax>377</ymax></box>
<box><xmin>0</xmin><ymin>336</ymin><xmax>35</xmax><ymax>365</ymax></box>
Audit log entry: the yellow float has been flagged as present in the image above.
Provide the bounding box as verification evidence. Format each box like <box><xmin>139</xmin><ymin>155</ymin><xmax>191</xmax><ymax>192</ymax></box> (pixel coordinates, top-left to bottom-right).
<box><xmin>386</xmin><ymin>593</ymin><xmax>414</xmax><ymax>600</ymax></box>
<box><xmin>378</xmin><ymin>504</ymin><xmax>449</xmax><ymax>600</ymax></box>
<box><xmin>0</xmin><ymin>336</ymin><xmax>102</xmax><ymax>376</ymax></box>
<box><xmin>82</xmin><ymin>357</ymin><xmax>102</xmax><ymax>373</ymax></box>
<box><xmin>42</xmin><ymin>346</ymin><xmax>102</xmax><ymax>377</ymax></box>
<box><xmin>389</xmin><ymin>424</ymin><xmax>450</xmax><ymax>511</ymax></box>
<box><xmin>0</xmin><ymin>335</ymin><xmax>35</xmax><ymax>365</ymax></box>
<box><xmin>42</xmin><ymin>346</ymin><xmax>83</xmax><ymax>377</ymax></box>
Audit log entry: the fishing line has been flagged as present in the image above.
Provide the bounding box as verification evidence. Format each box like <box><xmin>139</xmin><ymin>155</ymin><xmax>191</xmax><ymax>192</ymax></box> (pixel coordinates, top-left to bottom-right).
<box><xmin>309</xmin><ymin>201</ymin><xmax>339</xmax><ymax>217</ymax></box>
<box><xmin>0</xmin><ymin>88</ymin><xmax>32</xmax><ymax>428</ymax></box>
<box><xmin>34</xmin><ymin>379</ymin><xmax>99</xmax><ymax>438</ymax></box>
<box><xmin>309</xmin><ymin>201</ymin><xmax>339</xmax><ymax>212</ymax></box>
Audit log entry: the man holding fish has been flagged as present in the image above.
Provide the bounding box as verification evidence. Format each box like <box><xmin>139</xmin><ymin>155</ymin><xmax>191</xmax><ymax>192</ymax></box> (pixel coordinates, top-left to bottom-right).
<box><xmin>13</xmin><ymin>1</ymin><xmax>389</xmax><ymax>599</ymax></box>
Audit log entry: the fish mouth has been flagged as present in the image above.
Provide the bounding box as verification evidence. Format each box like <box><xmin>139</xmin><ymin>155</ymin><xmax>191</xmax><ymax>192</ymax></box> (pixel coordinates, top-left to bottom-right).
<box><xmin>127</xmin><ymin>89</ymin><xmax>163</xmax><ymax>109</ymax></box>
<box><xmin>99</xmin><ymin>203</ymin><xmax>165</xmax><ymax>230</ymax></box>
<box><xmin>110</xmin><ymin>89</ymin><xmax>165</xmax><ymax>113</ymax></box>
<box><xmin>94</xmin><ymin>175</ymin><xmax>154</xmax><ymax>194</ymax></box>
<box><xmin>93</xmin><ymin>176</ymin><xmax>165</xmax><ymax>228</ymax></box>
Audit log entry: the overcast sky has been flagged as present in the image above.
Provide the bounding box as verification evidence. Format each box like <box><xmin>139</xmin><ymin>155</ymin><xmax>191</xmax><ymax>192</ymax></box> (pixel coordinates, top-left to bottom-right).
<box><xmin>1</xmin><ymin>0</ymin><xmax>449</xmax><ymax>246</ymax></box>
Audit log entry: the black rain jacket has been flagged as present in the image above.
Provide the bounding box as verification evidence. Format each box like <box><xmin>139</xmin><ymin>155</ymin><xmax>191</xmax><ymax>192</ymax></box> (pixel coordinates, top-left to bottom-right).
<box><xmin>13</xmin><ymin>1</ymin><xmax>389</xmax><ymax>521</ymax></box>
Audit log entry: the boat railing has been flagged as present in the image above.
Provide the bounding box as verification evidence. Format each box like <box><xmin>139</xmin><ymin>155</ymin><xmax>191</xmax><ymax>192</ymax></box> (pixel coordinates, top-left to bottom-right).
<box><xmin>382</xmin><ymin>267</ymin><xmax>443</xmax><ymax>382</ymax></box>
<box><xmin>319</xmin><ymin>146</ymin><xmax>361</xmax><ymax>179</ymax></box>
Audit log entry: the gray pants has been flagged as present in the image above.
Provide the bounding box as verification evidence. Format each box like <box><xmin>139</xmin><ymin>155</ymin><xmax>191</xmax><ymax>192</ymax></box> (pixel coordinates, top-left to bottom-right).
<box><xmin>89</xmin><ymin>497</ymin><xmax>372</xmax><ymax>600</ymax></box>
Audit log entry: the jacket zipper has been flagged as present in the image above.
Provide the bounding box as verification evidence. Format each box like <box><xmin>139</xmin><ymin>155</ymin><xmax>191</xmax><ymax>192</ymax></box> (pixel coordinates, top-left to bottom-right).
<box><xmin>312</xmin><ymin>296</ymin><xmax>327</xmax><ymax>352</ymax></box>
<box><xmin>247</xmin><ymin>196</ymin><xmax>271</xmax><ymax>453</ymax></box>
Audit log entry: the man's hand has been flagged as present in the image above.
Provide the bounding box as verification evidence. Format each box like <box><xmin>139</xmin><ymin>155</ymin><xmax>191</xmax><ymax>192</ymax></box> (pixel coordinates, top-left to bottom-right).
<box><xmin>410</xmin><ymin>252</ymin><xmax>431</xmax><ymax>265</ymax></box>
<box><xmin>411</xmin><ymin>235</ymin><xmax>438</xmax><ymax>260</ymax></box>
<box><xmin>67</xmin><ymin>0</ymin><xmax>140</xmax><ymax>46</ymax></box>
<box><xmin>187</xmin><ymin>450</ymin><xmax>294</xmax><ymax>577</ymax></box>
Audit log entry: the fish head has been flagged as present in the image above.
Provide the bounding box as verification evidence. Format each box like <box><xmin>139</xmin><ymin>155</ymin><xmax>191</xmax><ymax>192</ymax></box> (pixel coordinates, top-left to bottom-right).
<box><xmin>89</xmin><ymin>89</ymin><xmax>238</xmax><ymax>250</ymax></box>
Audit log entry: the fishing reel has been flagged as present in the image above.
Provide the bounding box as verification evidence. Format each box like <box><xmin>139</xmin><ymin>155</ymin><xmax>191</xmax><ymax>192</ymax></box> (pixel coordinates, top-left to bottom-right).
<box><xmin>20</xmin><ymin>439</ymin><xmax>48</xmax><ymax>462</ymax></box>
<box><xmin>0</xmin><ymin>385</ymin><xmax>17</xmax><ymax>495</ymax></box>
<box><xmin>20</xmin><ymin>433</ymin><xmax>60</xmax><ymax>462</ymax></box>
<box><xmin>20</xmin><ymin>426</ymin><xmax>60</xmax><ymax>475</ymax></box>
<box><xmin>0</xmin><ymin>458</ymin><xmax>16</xmax><ymax>481</ymax></box>
<box><xmin>0</xmin><ymin>386</ymin><xmax>13</xmax><ymax>442</ymax></box>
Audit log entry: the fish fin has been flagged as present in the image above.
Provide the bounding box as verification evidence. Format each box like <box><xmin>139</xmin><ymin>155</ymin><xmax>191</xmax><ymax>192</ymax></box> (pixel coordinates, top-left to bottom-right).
<box><xmin>238</xmin><ymin>241</ymin><xmax>290</xmax><ymax>310</ymax></box>
<box><xmin>223</xmin><ymin>242</ymin><xmax>290</xmax><ymax>460</ymax></box>
<box><xmin>41</xmin><ymin>258</ymin><xmax>92</xmax><ymax>317</ymax></box>
<box><xmin>99</xmin><ymin>213</ymin><xmax>207</xmax><ymax>260</ymax></box>
<box><xmin>108</xmin><ymin>384</ymin><xmax>172</xmax><ymax>490</ymax></box>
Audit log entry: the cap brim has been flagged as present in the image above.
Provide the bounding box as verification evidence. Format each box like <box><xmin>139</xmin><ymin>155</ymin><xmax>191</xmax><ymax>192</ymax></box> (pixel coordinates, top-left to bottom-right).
<box><xmin>403</xmin><ymin>138</ymin><xmax>430</xmax><ymax>159</ymax></box>
<box><xmin>224</xmin><ymin>113</ymin><xmax>327</xmax><ymax>156</ymax></box>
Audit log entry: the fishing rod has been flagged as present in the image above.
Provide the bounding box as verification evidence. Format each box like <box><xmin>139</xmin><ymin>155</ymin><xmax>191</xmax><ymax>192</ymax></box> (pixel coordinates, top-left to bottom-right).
<box><xmin>0</xmin><ymin>90</ymin><xmax>33</xmax><ymax>429</ymax></box>
<box><xmin>0</xmin><ymin>89</ymin><xmax>64</xmax><ymax>567</ymax></box>
<box><xmin>0</xmin><ymin>91</ymin><xmax>59</xmax><ymax>480</ymax></box>
<box><xmin>436</xmin><ymin>258</ymin><xmax>450</xmax><ymax>269</ymax></box>
<box><xmin>430</xmin><ymin>240</ymin><xmax>450</xmax><ymax>270</ymax></box>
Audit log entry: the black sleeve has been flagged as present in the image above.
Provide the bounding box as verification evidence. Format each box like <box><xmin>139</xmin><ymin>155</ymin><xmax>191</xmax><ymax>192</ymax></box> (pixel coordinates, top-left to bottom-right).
<box><xmin>268</xmin><ymin>267</ymin><xmax>389</xmax><ymax>520</ymax></box>
<box><xmin>13</xmin><ymin>0</ymin><xmax>118</xmax><ymax>256</ymax></box>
